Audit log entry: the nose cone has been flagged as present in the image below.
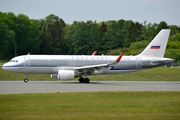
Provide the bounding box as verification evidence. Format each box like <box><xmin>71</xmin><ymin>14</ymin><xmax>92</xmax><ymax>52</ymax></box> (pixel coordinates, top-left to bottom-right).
<box><xmin>2</xmin><ymin>62</ymin><xmax>21</xmax><ymax>73</ymax></box>
<box><xmin>2</xmin><ymin>63</ymin><xmax>12</xmax><ymax>72</ymax></box>
<box><xmin>2</xmin><ymin>63</ymin><xmax>7</xmax><ymax>71</ymax></box>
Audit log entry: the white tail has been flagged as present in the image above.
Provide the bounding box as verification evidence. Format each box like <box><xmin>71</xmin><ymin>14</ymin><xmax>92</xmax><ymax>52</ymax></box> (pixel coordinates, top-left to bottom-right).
<box><xmin>138</xmin><ymin>29</ymin><xmax>170</xmax><ymax>58</ymax></box>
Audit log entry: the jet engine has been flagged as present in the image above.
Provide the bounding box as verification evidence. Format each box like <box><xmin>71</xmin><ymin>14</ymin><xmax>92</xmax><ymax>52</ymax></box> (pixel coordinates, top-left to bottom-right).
<box><xmin>51</xmin><ymin>70</ymin><xmax>75</xmax><ymax>80</ymax></box>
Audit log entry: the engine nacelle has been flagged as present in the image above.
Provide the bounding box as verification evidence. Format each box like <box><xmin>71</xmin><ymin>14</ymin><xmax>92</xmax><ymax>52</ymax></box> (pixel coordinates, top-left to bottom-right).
<box><xmin>51</xmin><ymin>70</ymin><xmax>75</xmax><ymax>80</ymax></box>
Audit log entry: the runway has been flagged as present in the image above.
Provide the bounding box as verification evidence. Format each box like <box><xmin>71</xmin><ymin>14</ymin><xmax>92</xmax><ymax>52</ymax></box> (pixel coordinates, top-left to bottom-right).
<box><xmin>0</xmin><ymin>81</ymin><xmax>180</xmax><ymax>94</ymax></box>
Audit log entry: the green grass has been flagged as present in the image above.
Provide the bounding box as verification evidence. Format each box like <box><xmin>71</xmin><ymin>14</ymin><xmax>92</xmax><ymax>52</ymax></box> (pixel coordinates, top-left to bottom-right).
<box><xmin>1</xmin><ymin>62</ymin><xmax>180</xmax><ymax>81</ymax></box>
<box><xmin>0</xmin><ymin>92</ymin><xmax>180</xmax><ymax>120</ymax></box>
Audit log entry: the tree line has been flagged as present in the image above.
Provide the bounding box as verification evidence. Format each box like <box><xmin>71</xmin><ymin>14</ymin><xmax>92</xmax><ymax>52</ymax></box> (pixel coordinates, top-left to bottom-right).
<box><xmin>0</xmin><ymin>12</ymin><xmax>180</xmax><ymax>60</ymax></box>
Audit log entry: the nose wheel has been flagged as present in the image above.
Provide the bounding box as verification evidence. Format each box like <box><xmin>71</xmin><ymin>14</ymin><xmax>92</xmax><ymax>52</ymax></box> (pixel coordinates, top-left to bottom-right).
<box><xmin>24</xmin><ymin>74</ymin><xmax>28</xmax><ymax>83</ymax></box>
<box><xmin>24</xmin><ymin>78</ymin><xmax>28</xmax><ymax>83</ymax></box>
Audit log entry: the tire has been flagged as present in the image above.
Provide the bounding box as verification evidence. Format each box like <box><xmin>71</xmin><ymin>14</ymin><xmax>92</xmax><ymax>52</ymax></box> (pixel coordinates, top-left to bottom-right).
<box><xmin>84</xmin><ymin>78</ymin><xmax>90</xmax><ymax>83</ymax></box>
<box><xmin>79</xmin><ymin>77</ymin><xmax>84</xmax><ymax>83</ymax></box>
<box><xmin>24</xmin><ymin>79</ymin><xmax>28</xmax><ymax>83</ymax></box>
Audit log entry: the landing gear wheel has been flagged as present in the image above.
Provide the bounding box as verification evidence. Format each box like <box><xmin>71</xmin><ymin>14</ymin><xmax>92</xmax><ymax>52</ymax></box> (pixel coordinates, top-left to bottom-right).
<box><xmin>24</xmin><ymin>78</ymin><xmax>28</xmax><ymax>83</ymax></box>
<box><xmin>84</xmin><ymin>78</ymin><xmax>90</xmax><ymax>83</ymax></box>
<box><xmin>79</xmin><ymin>77</ymin><xmax>84</xmax><ymax>83</ymax></box>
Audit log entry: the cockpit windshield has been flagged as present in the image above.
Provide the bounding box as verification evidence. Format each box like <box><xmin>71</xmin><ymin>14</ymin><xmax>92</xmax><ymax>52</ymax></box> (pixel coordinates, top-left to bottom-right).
<box><xmin>9</xmin><ymin>60</ymin><xmax>18</xmax><ymax>63</ymax></box>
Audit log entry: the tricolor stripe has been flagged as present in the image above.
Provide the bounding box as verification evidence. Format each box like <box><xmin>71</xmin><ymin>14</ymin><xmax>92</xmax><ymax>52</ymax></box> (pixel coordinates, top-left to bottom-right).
<box><xmin>150</xmin><ymin>46</ymin><xmax>160</xmax><ymax>49</ymax></box>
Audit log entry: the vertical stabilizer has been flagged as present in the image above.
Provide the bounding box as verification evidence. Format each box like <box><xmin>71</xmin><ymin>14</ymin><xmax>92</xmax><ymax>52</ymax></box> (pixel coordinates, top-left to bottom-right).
<box><xmin>138</xmin><ymin>29</ymin><xmax>170</xmax><ymax>58</ymax></box>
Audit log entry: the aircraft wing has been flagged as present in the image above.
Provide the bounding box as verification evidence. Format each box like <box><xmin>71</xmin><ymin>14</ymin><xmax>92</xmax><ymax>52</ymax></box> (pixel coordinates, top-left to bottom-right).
<box><xmin>74</xmin><ymin>52</ymin><xmax>124</xmax><ymax>73</ymax></box>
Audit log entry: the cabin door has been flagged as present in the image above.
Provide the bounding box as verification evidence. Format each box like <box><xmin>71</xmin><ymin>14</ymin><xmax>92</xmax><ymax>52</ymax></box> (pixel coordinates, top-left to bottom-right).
<box><xmin>136</xmin><ymin>58</ymin><xmax>142</xmax><ymax>68</ymax></box>
<box><xmin>24</xmin><ymin>57</ymin><xmax>30</xmax><ymax>67</ymax></box>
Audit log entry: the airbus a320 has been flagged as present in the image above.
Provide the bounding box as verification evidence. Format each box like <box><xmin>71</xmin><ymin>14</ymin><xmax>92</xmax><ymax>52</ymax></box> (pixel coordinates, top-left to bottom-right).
<box><xmin>2</xmin><ymin>29</ymin><xmax>173</xmax><ymax>83</ymax></box>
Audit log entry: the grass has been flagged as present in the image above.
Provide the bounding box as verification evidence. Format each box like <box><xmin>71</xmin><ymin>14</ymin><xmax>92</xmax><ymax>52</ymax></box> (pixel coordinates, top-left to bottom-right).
<box><xmin>1</xmin><ymin>62</ymin><xmax>180</xmax><ymax>81</ymax></box>
<box><xmin>0</xmin><ymin>92</ymin><xmax>180</xmax><ymax>120</ymax></box>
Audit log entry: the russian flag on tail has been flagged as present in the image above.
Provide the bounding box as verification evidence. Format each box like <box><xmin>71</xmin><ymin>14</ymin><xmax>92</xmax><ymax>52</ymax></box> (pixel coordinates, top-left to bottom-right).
<box><xmin>150</xmin><ymin>46</ymin><xmax>160</xmax><ymax>49</ymax></box>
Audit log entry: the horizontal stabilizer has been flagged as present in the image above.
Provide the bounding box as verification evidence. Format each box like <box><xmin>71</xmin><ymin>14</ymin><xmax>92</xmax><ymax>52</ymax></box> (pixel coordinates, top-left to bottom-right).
<box><xmin>150</xmin><ymin>59</ymin><xmax>174</xmax><ymax>65</ymax></box>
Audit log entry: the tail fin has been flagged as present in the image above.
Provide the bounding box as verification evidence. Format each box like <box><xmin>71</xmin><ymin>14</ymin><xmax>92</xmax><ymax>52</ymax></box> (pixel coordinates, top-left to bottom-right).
<box><xmin>138</xmin><ymin>29</ymin><xmax>170</xmax><ymax>58</ymax></box>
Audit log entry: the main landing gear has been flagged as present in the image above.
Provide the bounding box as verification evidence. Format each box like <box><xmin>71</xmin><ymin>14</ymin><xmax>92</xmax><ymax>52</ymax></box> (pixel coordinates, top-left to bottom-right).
<box><xmin>79</xmin><ymin>77</ymin><xmax>90</xmax><ymax>83</ymax></box>
<box><xmin>24</xmin><ymin>74</ymin><xmax>28</xmax><ymax>83</ymax></box>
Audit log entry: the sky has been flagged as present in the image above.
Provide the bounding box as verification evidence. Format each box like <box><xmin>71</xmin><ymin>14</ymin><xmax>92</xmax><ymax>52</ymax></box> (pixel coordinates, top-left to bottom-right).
<box><xmin>0</xmin><ymin>0</ymin><xmax>179</xmax><ymax>26</ymax></box>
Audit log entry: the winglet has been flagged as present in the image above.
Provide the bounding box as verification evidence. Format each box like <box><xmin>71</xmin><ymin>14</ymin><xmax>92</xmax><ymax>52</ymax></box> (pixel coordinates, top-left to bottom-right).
<box><xmin>92</xmin><ymin>51</ymin><xmax>97</xmax><ymax>56</ymax></box>
<box><xmin>116</xmin><ymin>52</ymin><xmax>124</xmax><ymax>62</ymax></box>
<box><xmin>108</xmin><ymin>52</ymin><xmax>124</xmax><ymax>65</ymax></box>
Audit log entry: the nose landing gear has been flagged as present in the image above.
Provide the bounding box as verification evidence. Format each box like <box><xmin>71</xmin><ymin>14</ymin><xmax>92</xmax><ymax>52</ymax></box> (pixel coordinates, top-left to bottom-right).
<box><xmin>24</xmin><ymin>74</ymin><xmax>28</xmax><ymax>83</ymax></box>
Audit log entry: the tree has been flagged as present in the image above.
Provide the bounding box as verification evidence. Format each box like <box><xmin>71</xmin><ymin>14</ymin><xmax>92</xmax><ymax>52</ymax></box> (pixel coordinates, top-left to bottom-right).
<box><xmin>97</xmin><ymin>22</ymin><xmax>107</xmax><ymax>54</ymax></box>
<box><xmin>46</xmin><ymin>23</ymin><xmax>53</xmax><ymax>53</ymax></box>
<box><xmin>40</xmin><ymin>24</ymin><xmax>48</xmax><ymax>54</ymax></box>
<box><xmin>176</xmin><ymin>34</ymin><xmax>180</xmax><ymax>42</ymax></box>
<box><xmin>45</xmin><ymin>14</ymin><xmax>59</xmax><ymax>23</ymax></box>
<box><xmin>69</xmin><ymin>21</ymin><xmax>99</xmax><ymax>55</ymax></box>
<box><xmin>156</xmin><ymin>21</ymin><xmax>168</xmax><ymax>35</ymax></box>
<box><xmin>64</xmin><ymin>22</ymin><xmax>77</xmax><ymax>55</ymax></box>
<box><xmin>124</xmin><ymin>21</ymin><xmax>135</xmax><ymax>47</ymax></box>
<box><xmin>51</xmin><ymin>20</ymin><xmax>63</xmax><ymax>54</ymax></box>
<box><xmin>103</xmin><ymin>19</ymin><xmax>130</xmax><ymax>53</ymax></box>
<box><xmin>98</xmin><ymin>22</ymin><xmax>107</xmax><ymax>44</ymax></box>
<box><xmin>43</xmin><ymin>14</ymin><xmax>67</xmax><ymax>54</ymax></box>
<box><xmin>71</xmin><ymin>21</ymin><xmax>87</xmax><ymax>54</ymax></box>
<box><xmin>124</xmin><ymin>21</ymin><xmax>143</xmax><ymax>47</ymax></box>
<box><xmin>0</xmin><ymin>22</ymin><xmax>16</xmax><ymax>58</ymax></box>
<box><xmin>15</xmin><ymin>14</ymin><xmax>32</xmax><ymax>55</ymax></box>
<box><xmin>134</xmin><ymin>22</ymin><xmax>142</xmax><ymax>41</ymax></box>
<box><xmin>28</xmin><ymin>20</ymin><xmax>42</xmax><ymax>54</ymax></box>
<box><xmin>141</xmin><ymin>21</ymin><xmax>157</xmax><ymax>41</ymax></box>
<box><xmin>168</xmin><ymin>25</ymin><xmax>179</xmax><ymax>35</ymax></box>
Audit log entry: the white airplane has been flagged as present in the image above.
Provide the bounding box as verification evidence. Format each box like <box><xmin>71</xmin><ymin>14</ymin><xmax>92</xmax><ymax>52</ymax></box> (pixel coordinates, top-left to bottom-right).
<box><xmin>2</xmin><ymin>29</ymin><xmax>173</xmax><ymax>83</ymax></box>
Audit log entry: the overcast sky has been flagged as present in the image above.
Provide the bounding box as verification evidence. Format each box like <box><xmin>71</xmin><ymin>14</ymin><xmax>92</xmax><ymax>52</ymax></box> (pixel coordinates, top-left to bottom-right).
<box><xmin>0</xmin><ymin>0</ymin><xmax>179</xmax><ymax>26</ymax></box>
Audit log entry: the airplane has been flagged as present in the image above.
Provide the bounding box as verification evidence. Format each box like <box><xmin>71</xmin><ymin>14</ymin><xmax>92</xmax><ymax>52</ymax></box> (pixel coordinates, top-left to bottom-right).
<box><xmin>2</xmin><ymin>29</ymin><xmax>173</xmax><ymax>83</ymax></box>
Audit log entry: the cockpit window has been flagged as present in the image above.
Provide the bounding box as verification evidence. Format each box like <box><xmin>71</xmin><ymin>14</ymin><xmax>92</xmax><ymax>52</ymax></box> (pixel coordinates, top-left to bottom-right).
<box><xmin>10</xmin><ymin>60</ymin><xmax>15</xmax><ymax>63</ymax></box>
<box><xmin>9</xmin><ymin>60</ymin><xmax>18</xmax><ymax>63</ymax></box>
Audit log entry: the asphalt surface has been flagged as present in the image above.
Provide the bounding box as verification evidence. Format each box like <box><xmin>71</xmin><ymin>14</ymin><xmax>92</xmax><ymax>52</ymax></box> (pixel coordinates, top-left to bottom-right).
<box><xmin>0</xmin><ymin>81</ymin><xmax>180</xmax><ymax>94</ymax></box>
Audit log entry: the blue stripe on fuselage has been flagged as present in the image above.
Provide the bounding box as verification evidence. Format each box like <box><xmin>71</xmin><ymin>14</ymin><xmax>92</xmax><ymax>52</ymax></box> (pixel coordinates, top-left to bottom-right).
<box><xmin>110</xmin><ymin>66</ymin><xmax>140</xmax><ymax>70</ymax></box>
<box><xmin>3</xmin><ymin>65</ymin><xmax>142</xmax><ymax>70</ymax></box>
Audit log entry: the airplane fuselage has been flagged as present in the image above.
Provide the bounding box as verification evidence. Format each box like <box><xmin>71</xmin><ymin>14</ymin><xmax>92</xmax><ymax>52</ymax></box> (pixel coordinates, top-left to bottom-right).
<box><xmin>2</xmin><ymin>55</ymin><xmax>172</xmax><ymax>76</ymax></box>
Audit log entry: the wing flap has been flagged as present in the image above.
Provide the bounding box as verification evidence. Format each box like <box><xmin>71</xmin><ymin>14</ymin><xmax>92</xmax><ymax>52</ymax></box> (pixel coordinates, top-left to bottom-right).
<box><xmin>75</xmin><ymin>64</ymin><xmax>108</xmax><ymax>70</ymax></box>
